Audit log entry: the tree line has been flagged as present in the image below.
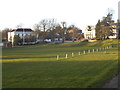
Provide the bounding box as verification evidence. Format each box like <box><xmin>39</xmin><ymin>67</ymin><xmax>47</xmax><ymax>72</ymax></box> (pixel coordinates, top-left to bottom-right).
<box><xmin>1</xmin><ymin>19</ymin><xmax>84</xmax><ymax>46</ymax></box>
<box><xmin>33</xmin><ymin>19</ymin><xmax>83</xmax><ymax>43</ymax></box>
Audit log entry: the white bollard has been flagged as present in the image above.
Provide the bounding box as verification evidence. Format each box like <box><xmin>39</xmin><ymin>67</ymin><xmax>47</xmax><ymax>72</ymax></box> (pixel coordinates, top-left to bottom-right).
<box><xmin>111</xmin><ymin>46</ymin><xmax>112</xmax><ymax>48</ymax></box>
<box><xmin>66</xmin><ymin>54</ymin><xmax>68</xmax><ymax>59</ymax></box>
<box><xmin>109</xmin><ymin>46</ymin><xmax>112</xmax><ymax>48</ymax></box>
<box><xmin>96</xmin><ymin>49</ymin><xmax>98</xmax><ymax>52</ymax></box>
<box><xmin>83</xmin><ymin>50</ymin><xmax>86</xmax><ymax>54</ymax></box>
<box><xmin>79</xmin><ymin>52</ymin><xmax>81</xmax><ymax>55</ymax></box>
<box><xmin>93</xmin><ymin>49</ymin><xmax>94</xmax><ymax>52</ymax></box>
<box><xmin>72</xmin><ymin>53</ymin><xmax>74</xmax><ymax>57</ymax></box>
<box><xmin>88</xmin><ymin>50</ymin><xmax>90</xmax><ymax>53</ymax></box>
<box><xmin>102</xmin><ymin>48</ymin><xmax>104</xmax><ymax>51</ymax></box>
<box><xmin>57</xmin><ymin>55</ymin><xmax>59</xmax><ymax>60</ymax></box>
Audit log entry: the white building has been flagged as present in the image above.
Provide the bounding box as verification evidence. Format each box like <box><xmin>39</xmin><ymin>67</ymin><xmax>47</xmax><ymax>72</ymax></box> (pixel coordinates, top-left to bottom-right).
<box><xmin>84</xmin><ymin>26</ymin><xmax>96</xmax><ymax>40</ymax></box>
<box><xmin>8</xmin><ymin>28</ymin><xmax>33</xmax><ymax>45</ymax></box>
<box><xmin>109</xmin><ymin>23</ymin><xmax>118</xmax><ymax>39</ymax></box>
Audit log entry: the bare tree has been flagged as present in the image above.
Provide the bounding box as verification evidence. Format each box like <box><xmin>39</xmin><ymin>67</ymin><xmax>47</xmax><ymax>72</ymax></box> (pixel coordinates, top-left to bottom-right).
<box><xmin>101</xmin><ymin>25</ymin><xmax>113</xmax><ymax>40</ymax></box>
<box><xmin>34</xmin><ymin>24</ymin><xmax>40</xmax><ymax>31</ymax></box>
<box><xmin>2</xmin><ymin>28</ymin><xmax>12</xmax><ymax>41</ymax></box>
<box><xmin>39</xmin><ymin>19</ymin><xmax>49</xmax><ymax>41</ymax></box>
<box><xmin>34</xmin><ymin>19</ymin><xmax>68</xmax><ymax>42</ymax></box>
<box><xmin>16</xmin><ymin>23</ymin><xmax>23</xmax><ymax>28</ymax></box>
<box><xmin>33</xmin><ymin>24</ymin><xmax>41</xmax><ymax>40</ymax></box>
<box><xmin>68</xmin><ymin>25</ymin><xmax>78</xmax><ymax>42</ymax></box>
<box><xmin>34</xmin><ymin>19</ymin><xmax>49</xmax><ymax>41</ymax></box>
<box><xmin>47</xmin><ymin>19</ymin><xmax>58</xmax><ymax>42</ymax></box>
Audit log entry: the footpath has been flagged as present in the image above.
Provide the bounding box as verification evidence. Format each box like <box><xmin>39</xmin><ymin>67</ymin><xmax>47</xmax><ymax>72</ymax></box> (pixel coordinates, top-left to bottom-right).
<box><xmin>103</xmin><ymin>72</ymin><xmax>120</xmax><ymax>88</ymax></box>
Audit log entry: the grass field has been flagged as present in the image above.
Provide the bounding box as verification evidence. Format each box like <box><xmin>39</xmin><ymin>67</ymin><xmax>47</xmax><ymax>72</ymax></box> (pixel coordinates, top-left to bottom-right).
<box><xmin>2</xmin><ymin>39</ymin><xmax>119</xmax><ymax>88</ymax></box>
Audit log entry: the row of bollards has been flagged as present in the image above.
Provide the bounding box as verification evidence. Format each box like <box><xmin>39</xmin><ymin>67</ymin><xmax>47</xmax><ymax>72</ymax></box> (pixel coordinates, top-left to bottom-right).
<box><xmin>56</xmin><ymin>45</ymin><xmax>112</xmax><ymax>60</ymax></box>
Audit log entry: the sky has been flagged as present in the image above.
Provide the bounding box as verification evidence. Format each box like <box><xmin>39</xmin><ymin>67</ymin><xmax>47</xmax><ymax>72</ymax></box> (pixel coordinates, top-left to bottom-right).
<box><xmin>0</xmin><ymin>0</ymin><xmax>119</xmax><ymax>31</ymax></box>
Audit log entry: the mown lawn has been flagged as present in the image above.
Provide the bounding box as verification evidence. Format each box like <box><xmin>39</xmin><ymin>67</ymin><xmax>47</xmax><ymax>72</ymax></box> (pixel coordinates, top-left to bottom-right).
<box><xmin>2</xmin><ymin>39</ymin><xmax>119</xmax><ymax>88</ymax></box>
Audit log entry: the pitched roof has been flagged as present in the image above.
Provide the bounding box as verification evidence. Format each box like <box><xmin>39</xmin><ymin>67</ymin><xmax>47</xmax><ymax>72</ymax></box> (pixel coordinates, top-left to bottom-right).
<box><xmin>16</xmin><ymin>28</ymin><xmax>33</xmax><ymax>32</ymax></box>
<box><xmin>9</xmin><ymin>28</ymin><xmax>33</xmax><ymax>32</ymax></box>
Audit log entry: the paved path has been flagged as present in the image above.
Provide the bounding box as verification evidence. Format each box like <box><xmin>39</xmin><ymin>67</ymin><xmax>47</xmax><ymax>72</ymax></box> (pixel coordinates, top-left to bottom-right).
<box><xmin>103</xmin><ymin>73</ymin><xmax>120</xmax><ymax>88</ymax></box>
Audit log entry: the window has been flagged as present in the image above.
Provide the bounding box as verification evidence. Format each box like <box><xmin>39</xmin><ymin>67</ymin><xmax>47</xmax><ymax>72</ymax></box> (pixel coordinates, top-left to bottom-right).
<box><xmin>88</xmin><ymin>29</ymin><xmax>91</xmax><ymax>31</ymax></box>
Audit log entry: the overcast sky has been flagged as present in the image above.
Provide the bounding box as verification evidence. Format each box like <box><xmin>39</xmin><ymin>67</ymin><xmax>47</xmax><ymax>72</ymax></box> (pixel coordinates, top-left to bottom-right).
<box><xmin>0</xmin><ymin>0</ymin><xmax>119</xmax><ymax>31</ymax></box>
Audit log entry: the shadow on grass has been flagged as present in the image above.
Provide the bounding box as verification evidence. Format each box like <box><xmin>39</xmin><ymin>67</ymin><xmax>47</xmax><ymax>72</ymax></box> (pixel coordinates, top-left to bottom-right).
<box><xmin>2</xmin><ymin>60</ymin><xmax>118</xmax><ymax>88</ymax></box>
<box><xmin>2</xmin><ymin>56</ymin><xmax>56</xmax><ymax>60</ymax></box>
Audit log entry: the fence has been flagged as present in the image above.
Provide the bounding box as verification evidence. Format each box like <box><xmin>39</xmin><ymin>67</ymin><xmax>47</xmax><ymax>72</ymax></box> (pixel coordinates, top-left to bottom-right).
<box><xmin>56</xmin><ymin>45</ymin><xmax>113</xmax><ymax>60</ymax></box>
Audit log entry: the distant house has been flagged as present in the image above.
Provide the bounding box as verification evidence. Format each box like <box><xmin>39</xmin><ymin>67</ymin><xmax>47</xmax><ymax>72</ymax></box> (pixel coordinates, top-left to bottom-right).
<box><xmin>68</xmin><ymin>27</ymin><xmax>83</xmax><ymax>41</ymax></box>
<box><xmin>8</xmin><ymin>28</ymin><xmax>34</xmax><ymax>45</ymax></box>
<box><xmin>68</xmin><ymin>28</ymin><xmax>82</xmax><ymax>34</ymax></box>
<box><xmin>109</xmin><ymin>23</ymin><xmax>118</xmax><ymax>39</ymax></box>
<box><xmin>84</xmin><ymin>26</ymin><xmax>96</xmax><ymax>40</ymax></box>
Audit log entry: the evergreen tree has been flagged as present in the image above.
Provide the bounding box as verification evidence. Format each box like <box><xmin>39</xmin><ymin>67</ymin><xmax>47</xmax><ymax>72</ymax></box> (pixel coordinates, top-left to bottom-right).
<box><xmin>95</xmin><ymin>20</ymin><xmax>102</xmax><ymax>40</ymax></box>
<box><xmin>95</xmin><ymin>12</ymin><xmax>114</xmax><ymax>40</ymax></box>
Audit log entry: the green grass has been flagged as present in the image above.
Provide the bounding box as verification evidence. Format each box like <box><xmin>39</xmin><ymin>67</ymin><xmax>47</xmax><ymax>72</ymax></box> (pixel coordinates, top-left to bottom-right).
<box><xmin>2</xmin><ymin>39</ymin><xmax>119</xmax><ymax>88</ymax></box>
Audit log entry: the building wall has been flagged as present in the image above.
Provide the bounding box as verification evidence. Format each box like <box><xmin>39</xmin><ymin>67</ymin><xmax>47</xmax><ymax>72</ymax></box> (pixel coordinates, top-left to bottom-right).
<box><xmin>8</xmin><ymin>32</ymin><xmax>15</xmax><ymax>44</ymax></box>
<box><xmin>8</xmin><ymin>32</ymin><xmax>11</xmax><ymax>42</ymax></box>
<box><xmin>109</xmin><ymin>24</ymin><xmax>118</xmax><ymax>39</ymax></box>
<box><xmin>8</xmin><ymin>31</ymin><xmax>32</xmax><ymax>45</ymax></box>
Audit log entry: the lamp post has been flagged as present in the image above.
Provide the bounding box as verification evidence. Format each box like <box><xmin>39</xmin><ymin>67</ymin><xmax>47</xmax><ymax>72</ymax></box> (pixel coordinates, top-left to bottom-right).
<box><xmin>61</xmin><ymin>22</ymin><xmax>66</xmax><ymax>43</ymax></box>
<box><xmin>23</xmin><ymin>28</ymin><xmax>24</xmax><ymax>45</ymax></box>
